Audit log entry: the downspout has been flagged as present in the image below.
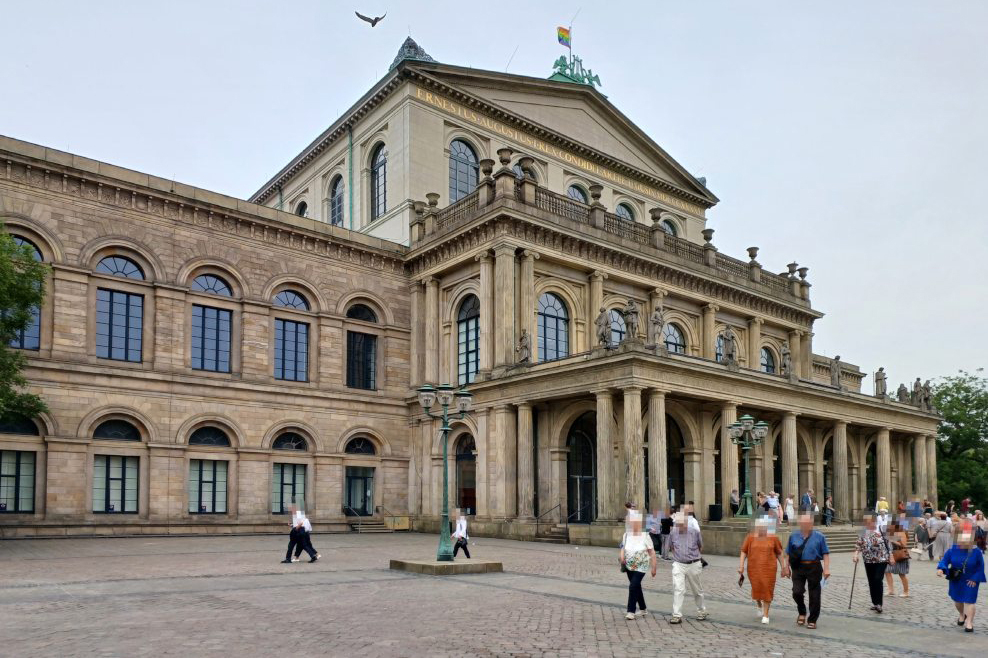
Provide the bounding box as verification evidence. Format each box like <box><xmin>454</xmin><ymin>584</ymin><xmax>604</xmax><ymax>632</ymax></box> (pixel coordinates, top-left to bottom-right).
<box><xmin>347</xmin><ymin>124</ymin><xmax>354</xmax><ymax>230</ymax></box>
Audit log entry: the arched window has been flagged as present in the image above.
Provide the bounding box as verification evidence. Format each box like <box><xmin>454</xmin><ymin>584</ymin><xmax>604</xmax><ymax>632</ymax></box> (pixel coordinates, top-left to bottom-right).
<box><xmin>96</xmin><ymin>256</ymin><xmax>144</xmax><ymax>280</ymax></box>
<box><xmin>715</xmin><ymin>335</ymin><xmax>725</xmax><ymax>362</ymax></box>
<box><xmin>273</xmin><ymin>290</ymin><xmax>310</xmax><ymax>310</ymax></box>
<box><xmin>9</xmin><ymin>236</ymin><xmax>42</xmax><ymax>351</ymax></box>
<box><xmin>615</xmin><ymin>203</ymin><xmax>635</xmax><ymax>221</ymax></box>
<box><xmin>0</xmin><ymin>414</ymin><xmax>40</xmax><ymax>435</ymax></box>
<box><xmin>663</xmin><ymin>323</ymin><xmax>687</xmax><ymax>354</ymax></box>
<box><xmin>608</xmin><ymin>309</ymin><xmax>626</xmax><ymax>344</ymax></box>
<box><xmin>344</xmin><ymin>437</ymin><xmax>376</xmax><ymax>455</ymax></box>
<box><xmin>457</xmin><ymin>295</ymin><xmax>480</xmax><ymax>385</ymax></box>
<box><xmin>294</xmin><ymin>201</ymin><xmax>308</xmax><ymax>218</ymax></box>
<box><xmin>370</xmin><ymin>144</ymin><xmax>387</xmax><ymax>220</ymax></box>
<box><xmin>448</xmin><ymin>139</ymin><xmax>479</xmax><ymax>203</ymax></box>
<box><xmin>346</xmin><ymin>304</ymin><xmax>378</xmax><ymax>390</ymax></box>
<box><xmin>329</xmin><ymin>176</ymin><xmax>345</xmax><ymax>226</ymax></box>
<box><xmin>272</xmin><ymin>432</ymin><xmax>308</xmax><ymax>451</ymax></box>
<box><xmin>567</xmin><ymin>185</ymin><xmax>589</xmax><ymax>204</ymax></box>
<box><xmin>760</xmin><ymin>347</ymin><xmax>776</xmax><ymax>374</ymax></box>
<box><xmin>346</xmin><ymin>304</ymin><xmax>378</xmax><ymax>322</ymax></box>
<box><xmin>455</xmin><ymin>434</ymin><xmax>476</xmax><ymax>515</ymax></box>
<box><xmin>188</xmin><ymin>426</ymin><xmax>231</xmax><ymax>447</ymax></box>
<box><xmin>93</xmin><ymin>419</ymin><xmax>141</xmax><ymax>441</ymax></box>
<box><xmin>661</xmin><ymin>219</ymin><xmax>678</xmax><ymax>237</ymax></box>
<box><xmin>537</xmin><ymin>292</ymin><xmax>569</xmax><ymax>362</ymax></box>
<box><xmin>190</xmin><ymin>274</ymin><xmax>232</xmax><ymax>297</ymax></box>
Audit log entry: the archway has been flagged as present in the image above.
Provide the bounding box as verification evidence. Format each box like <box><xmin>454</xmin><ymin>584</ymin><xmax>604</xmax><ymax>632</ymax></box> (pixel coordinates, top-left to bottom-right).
<box><xmin>644</xmin><ymin>416</ymin><xmax>687</xmax><ymax>510</ymax></box>
<box><xmin>865</xmin><ymin>441</ymin><xmax>877</xmax><ymax>510</ymax></box>
<box><xmin>454</xmin><ymin>434</ymin><xmax>476</xmax><ymax>515</ymax></box>
<box><xmin>566</xmin><ymin>411</ymin><xmax>596</xmax><ymax>523</ymax></box>
<box><xmin>823</xmin><ymin>439</ymin><xmax>833</xmax><ymax>501</ymax></box>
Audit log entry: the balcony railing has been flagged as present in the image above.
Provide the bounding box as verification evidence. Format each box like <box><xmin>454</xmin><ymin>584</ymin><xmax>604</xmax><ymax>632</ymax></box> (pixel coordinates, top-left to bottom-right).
<box><xmin>535</xmin><ymin>186</ymin><xmax>591</xmax><ymax>224</ymax></box>
<box><xmin>664</xmin><ymin>232</ymin><xmax>704</xmax><ymax>263</ymax></box>
<box><xmin>435</xmin><ymin>190</ymin><xmax>479</xmax><ymax>230</ymax></box>
<box><xmin>603</xmin><ymin>212</ymin><xmax>649</xmax><ymax>244</ymax></box>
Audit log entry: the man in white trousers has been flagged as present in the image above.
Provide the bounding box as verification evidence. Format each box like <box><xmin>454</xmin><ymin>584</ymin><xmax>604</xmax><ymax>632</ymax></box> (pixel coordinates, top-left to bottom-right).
<box><xmin>667</xmin><ymin>513</ymin><xmax>707</xmax><ymax>623</ymax></box>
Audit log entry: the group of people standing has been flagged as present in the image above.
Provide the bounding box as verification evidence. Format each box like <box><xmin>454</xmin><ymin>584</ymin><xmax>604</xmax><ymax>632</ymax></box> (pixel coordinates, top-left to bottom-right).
<box><xmin>751</xmin><ymin>489</ymin><xmax>835</xmax><ymax>527</ymax></box>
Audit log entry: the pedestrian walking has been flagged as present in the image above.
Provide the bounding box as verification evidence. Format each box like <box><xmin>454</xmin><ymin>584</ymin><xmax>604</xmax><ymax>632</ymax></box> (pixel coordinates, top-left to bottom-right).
<box><xmin>923</xmin><ymin>499</ymin><xmax>935</xmax><ymax>516</ymax></box>
<box><xmin>974</xmin><ymin>511</ymin><xmax>987</xmax><ymax>553</ymax></box>
<box><xmin>667</xmin><ymin>512</ymin><xmax>707</xmax><ymax>624</ymax></box>
<box><xmin>452</xmin><ymin>510</ymin><xmax>471</xmax><ymax>558</ymax></box>
<box><xmin>766</xmin><ymin>491</ymin><xmax>781</xmax><ymax>523</ymax></box>
<box><xmin>885</xmin><ymin>521</ymin><xmax>911</xmax><ymax>597</ymax></box>
<box><xmin>946</xmin><ymin>500</ymin><xmax>956</xmax><ymax>517</ymax></box>
<box><xmin>294</xmin><ymin>509</ymin><xmax>320</xmax><ymax>562</ymax></box>
<box><xmin>786</xmin><ymin>512</ymin><xmax>830</xmax><ymax>629</ymax></box>
<box><xmin>823</xmin><ymin>496</ymin><xmax>835</xmax><ymax>527</ymax></box>
<box><xmin>931</xmin><ymin>512</ymin><xmax>954</xmax><ymax>561</ymax></box>
<box><xmin>739</xmin><ymin>515</ymin><xmax>788</xmax><ymax>624</ymax></box>
<box><xmin>961</xmin><ymin>497</ymin><xmax>972</xmax><ymax>517</ymax></box>
<box><xmin>659</xmin><ymin>507</ymin><xmax>673</xmax><ymax>560</ymax></box>
<box><xmin>801</xmin><ymin>489</ymin><xmax>814</xmax><ymax>513</ymax></box>
<box><xmin>854</xmin><ymin>513</ymin><xmax>892</xmax><ymax>613</ymax></box>
<box><xmin>619</xmin><ymin>511</ymin><xmax>657</xmax><ymax>620</ymax></box>
<box><xmin>914</xmin><ymin>518</ymin><xmax>932</xmax><ymax>561</ymax></box>
<box><xmin>730</xmin><ymin>489</ymin><xmax>740</xmax><ymax>517</ymax></box>
<box><xmin>937</xmin><ymin>529</ymin><xmax>986</xmax><ymax>633</ymax></box>
<box><xmin>784</xmin><ymin>495</ymin><xmax>795</xmax><ymax>525</ymax></box>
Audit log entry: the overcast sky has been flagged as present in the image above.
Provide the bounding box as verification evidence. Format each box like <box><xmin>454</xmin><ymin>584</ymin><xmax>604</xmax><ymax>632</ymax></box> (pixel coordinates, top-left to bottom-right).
<box><xmin>2</xmin><ymin>1</ymin><xmax>985</xmax><ymax>386</ymax></box>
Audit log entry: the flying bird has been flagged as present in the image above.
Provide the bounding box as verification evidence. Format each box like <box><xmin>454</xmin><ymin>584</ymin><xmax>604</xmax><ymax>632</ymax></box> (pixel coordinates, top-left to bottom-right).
<box><xmin>355</xmin><ymin>11</ymin><xmax>386</xmax><ymax>27</ymax></box>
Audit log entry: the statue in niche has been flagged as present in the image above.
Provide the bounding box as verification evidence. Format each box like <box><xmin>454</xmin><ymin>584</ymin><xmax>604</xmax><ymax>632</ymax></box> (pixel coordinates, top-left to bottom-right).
<box><xmin>648</xmin><ymin>305</ymin><xmax>665</xmax><ymax>346</ymax></box>
<box><xmin>719</xmin><ymin>325</ymin><xmax>738</xmax><ymax>365</ymax></box>
<box><xmin>912</xmin><ymin>377</ymin><xmax>923</xmax><ymax>406</ymax></box>
<box><xmin>621</xmin><ymin>299</ymin><xmax>641</xmax><ymax>341</ymax></box>
<box><xmin>874</xmin><ymin>367</ymin><xmax>888</xmax><ymax>398</ymax></box>
<box><xmin>516</xmin><ymin>329</ymin><xmax>531</xmax><ymax>363</ymax></box>
<box><xmin>780</xmin><ymin>341</ymin><xmax>793</xmax><ymax>375</ymax></box>
<box><xmin>594</xmin><ymin>307</ymin><xmax>611</xmax><ymax>347</ymax></box>
<box><xmin>830</xmin><ymin>355</ymin><xmax>842</xmax><ymax>388</ymax></box>
<box><xmin>896</xmin><ymin>383</ymin><xmax>910</xmax><ymax>403</ymax></box>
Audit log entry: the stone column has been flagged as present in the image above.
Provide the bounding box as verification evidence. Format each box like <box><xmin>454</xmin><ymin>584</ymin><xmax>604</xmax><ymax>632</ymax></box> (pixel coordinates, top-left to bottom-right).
<box><xmin>594</xmin><ymin>389</ymin><xmax>614</xmax><ymax>521</ymax></box>
<box><xmin>409</xmin><ymin>283</ymin><xmax>423</xmax><ymax>387</ymax></box>
<box><xmin>926</xmin><ymin>436</ymin><xmax>937</xmax><ymax>506</ymax></box>
<box><xmin>516</xmin><ymin>402</ymin><xmax>534</xmax><ymax>519</ymax></box>
<box><xmin>647</xmin><ymin>390</ymin><xmax>667</xmax><ymax>511</ymax></box>
<box><xmin>720</xmin><ymin>402</ymin><xmax>739</xmax><ymax>513</ymax></box>
<box><xmin>623</xmin><ymin>386</ymin><xmax>645</xmax><ymax>509</ymax></box>
<box><xmin>877</xmin><ymin>427</ymin><xmax>891</xmax><ymax>501</ymax></box>
<box><xmin>802</xmin><ymin>331</ymin><xmax>814</xmax><ymax>377</ymax></box>
<box><xmin>833</xmin><ymin>421</ymin><xmax>849</xmax><ymax>522</ymax></box>
<box><xmin>424</xmin><ymin>277</ymin><xmax>439</xmax><ymax>383</ymax></box>
<box><xmin>493</xmin><ymin>245</ymin><xmax>516</xmax><ymax>366</ymax></box>
<box><xmin>702</xmin><ymin>304</ymin><xmax>719</xmax><ymax>359</ymax></box>
<box><xmin>913</xmin><ymin>434</ymin><xmax>927</xmax><ymax>499</ymax></box>
<box><xmin>788</xmin><ymin>330</ymin><xmax>803</xmax><ymax>378</ymax></box>
<box><xmin>589</xmin><ymin>271</ymin><xmax>606</xmax><ymax>324</ymax></box>
<box><xmin>682</xmin><ymin>449</ymin><xmax>702</xmax><ymax>511</ymax></box>
<box><xmin>747</xmin><ymin>318</ymin><xmax>763</xmax><ymax>369</ymax></box>
<box><xmin>781</xmin><ymin>412</ymin><xmax>799</xmax><ymax>502</ymax></box>
<box><xmin>476</xmin><ymin>253</ymin><xmax>493</xmax><ymax>373</ymax></box>
<box><xmin>475</xmin><ymin>409</ymin><xmax>489</xmax><ymax>518</ymax></box>
<box><xmin>518</xmin><ymin>250</ymin><xmax>539</xmax><ymax>363</ymax></box>
<box><xmin>490</xmin><ymin>404</ymin><xmax>517</xmax><ymax>519</ymax></box>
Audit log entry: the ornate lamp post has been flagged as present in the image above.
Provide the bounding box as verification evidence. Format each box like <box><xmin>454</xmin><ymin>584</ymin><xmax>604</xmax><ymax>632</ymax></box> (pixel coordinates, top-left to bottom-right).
<box><xmin>417</xmin><ymin>382</ymin><xmax>473</xmax><ymax>561</ymax></box>
<box><xmin>728</xmin><ymin>414</ymin><xmax>769</xmax><ymax>518</ymax></box>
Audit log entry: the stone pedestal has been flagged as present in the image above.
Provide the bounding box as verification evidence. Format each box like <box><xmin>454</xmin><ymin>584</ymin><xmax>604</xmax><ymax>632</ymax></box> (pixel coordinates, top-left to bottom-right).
<box><xmin>390</xmin><ymin>559</ymin><xmax>503</xmax><ymax>575</ymax></box>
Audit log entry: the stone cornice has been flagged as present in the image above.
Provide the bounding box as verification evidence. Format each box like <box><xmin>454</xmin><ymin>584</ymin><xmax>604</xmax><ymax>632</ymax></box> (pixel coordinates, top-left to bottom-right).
<box><xmin>407</xmin><ymin>212</ymin><xmax>821</xmax><ymax>326</ymax></box>
<box><xmin>0</xmin><ymin>144</ymin><xmax>406</xmax><ymax>276</ymax></box>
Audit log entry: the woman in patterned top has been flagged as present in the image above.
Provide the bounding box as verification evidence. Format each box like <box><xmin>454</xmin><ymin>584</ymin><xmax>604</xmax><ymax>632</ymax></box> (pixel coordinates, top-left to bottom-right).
<box><xmin>853</xmin><ymin>513</ymin><xmax>894</xmax><ymax>613</ymax></box>
<box><xmin>620</xmin><ymin>511</ymin><xmax>657</xmax><ymax>620</ymax></box>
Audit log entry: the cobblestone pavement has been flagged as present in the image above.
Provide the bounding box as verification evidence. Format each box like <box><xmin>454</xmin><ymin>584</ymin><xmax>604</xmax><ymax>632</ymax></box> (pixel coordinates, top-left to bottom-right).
<box><xmin>1</xmin><ymin>533</ymin><xmax>985</xmax><ymax>657</ymax></box>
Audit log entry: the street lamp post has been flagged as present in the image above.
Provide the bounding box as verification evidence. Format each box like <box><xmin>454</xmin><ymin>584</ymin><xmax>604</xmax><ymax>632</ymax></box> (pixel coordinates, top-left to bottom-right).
<box><xmin>728</xmin><ymin>414</ymin><xmax>769</xmax><ymax>518</ymax></box>
<box><xmin>417</xmin><ymin>383</ymin><xmax>473</xmax><ymax>562</ymax></box>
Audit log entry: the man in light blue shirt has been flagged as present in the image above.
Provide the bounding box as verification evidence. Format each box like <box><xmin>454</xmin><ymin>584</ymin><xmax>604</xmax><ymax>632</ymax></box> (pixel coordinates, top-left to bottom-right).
<box><xmin>786</xmin><ymin>512</ymin><xmax>830</xmax><ymax>628</ymax></box>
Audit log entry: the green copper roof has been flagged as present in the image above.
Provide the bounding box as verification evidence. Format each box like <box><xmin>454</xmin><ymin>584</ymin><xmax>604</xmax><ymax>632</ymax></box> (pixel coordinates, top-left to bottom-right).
<box><xmin>390</xmin><ymin>37</ymin><xmax>437</xmax><ymax>71</ymax></box>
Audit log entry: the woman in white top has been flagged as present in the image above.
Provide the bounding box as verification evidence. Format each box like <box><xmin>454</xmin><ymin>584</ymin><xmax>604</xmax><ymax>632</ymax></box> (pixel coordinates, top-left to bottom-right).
<box><xmin>784</xmin><ymin>496</ymin><xmax>796</xmax><ymax>525</ymax></box>
<box><xmin>452</xmin><ymin>510</ymin><xmax>470</xmax><ymax>559</ymax></box>
<box><xmin>619</xmin><ymin>511</ymin><xmax>657</xmax><ymax>620</ymax></box>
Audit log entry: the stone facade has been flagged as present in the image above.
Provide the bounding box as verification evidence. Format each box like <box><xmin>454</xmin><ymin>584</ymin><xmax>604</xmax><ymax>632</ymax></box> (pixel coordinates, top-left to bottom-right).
<box><xmin>0</xmin><ymin>44</ymin><xmax>939</xmax><ymax>539</ymax></box>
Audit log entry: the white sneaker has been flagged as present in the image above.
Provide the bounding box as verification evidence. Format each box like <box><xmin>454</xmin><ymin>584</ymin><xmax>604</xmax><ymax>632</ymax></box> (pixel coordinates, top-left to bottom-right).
<box><xmin>635</xmin><ymin>610</ymin><xmax>648</xmax><ymax>617</ymax></box>
<box><xmin>625</xmin><ymin>612</ymin><xmax>636</xmax><ymax>620</ymax></box>
<box><xmin>761</xmin><ymin>616</ymin><xmax>770</xmax><ymax>624</ymax></box>
<box><xmin>696</xmin><ymin>611</ymin><xmax>708</xmax><ymax>620</ymax></box>
<box><xmin>291</xmin><ymin>558</ymin><xmax>300</xmax><ymax>563</ymax></box>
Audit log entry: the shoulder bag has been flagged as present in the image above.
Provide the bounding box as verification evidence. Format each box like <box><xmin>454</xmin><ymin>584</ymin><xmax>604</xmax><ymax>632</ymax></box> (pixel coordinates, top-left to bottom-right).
<box><xmin>946</xmin><ymin>549</ymin><xmax>973</xmax><ymax>582</ymax></box>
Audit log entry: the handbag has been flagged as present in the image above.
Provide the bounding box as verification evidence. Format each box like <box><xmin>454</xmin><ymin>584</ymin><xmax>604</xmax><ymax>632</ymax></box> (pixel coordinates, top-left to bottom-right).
<box><xmin>891</xmin><ymin>532</ymin><xmax>910</xmax><ymax>562</ymax></box>
<box><xmin>946</xmin><ymin>549</ymin><xmax>973</xmax><ymax>582</ymax></box>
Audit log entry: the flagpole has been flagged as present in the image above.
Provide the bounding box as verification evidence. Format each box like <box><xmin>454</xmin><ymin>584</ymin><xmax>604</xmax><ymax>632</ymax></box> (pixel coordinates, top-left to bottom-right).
<box><xmin>568</xmin><ymin>25</ymin><xmax>573</xmax><ymax>68</ymax></box>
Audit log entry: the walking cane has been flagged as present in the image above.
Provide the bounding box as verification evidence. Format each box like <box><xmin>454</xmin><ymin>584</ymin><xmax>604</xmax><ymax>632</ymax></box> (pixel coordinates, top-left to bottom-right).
<box><xmin>848</xmin><ymin>560</ymin><xmax>859</xmax><ymax>609</ymax></box>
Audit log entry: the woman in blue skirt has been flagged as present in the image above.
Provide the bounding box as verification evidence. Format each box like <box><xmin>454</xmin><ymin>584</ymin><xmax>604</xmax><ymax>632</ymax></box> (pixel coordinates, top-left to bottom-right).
<box><xmin>937</xmin><ymin>529</ymin><xmax>987</xmax><ymax>632</ymax></box>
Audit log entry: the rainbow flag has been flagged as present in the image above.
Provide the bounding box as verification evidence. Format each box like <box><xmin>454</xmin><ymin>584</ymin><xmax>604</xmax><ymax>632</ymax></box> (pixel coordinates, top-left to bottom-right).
<box><xmin>557</xmin><ymin>26</ymin><xmax>571</xmax><ymax>47</ymax></box>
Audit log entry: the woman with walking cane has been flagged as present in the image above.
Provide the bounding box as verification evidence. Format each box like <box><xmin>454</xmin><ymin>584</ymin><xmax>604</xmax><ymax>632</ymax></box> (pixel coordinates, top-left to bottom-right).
<box><xmin>853</xmin><ymin>513</ymin><xmax>893</xmax><ymax>613</ymax></box>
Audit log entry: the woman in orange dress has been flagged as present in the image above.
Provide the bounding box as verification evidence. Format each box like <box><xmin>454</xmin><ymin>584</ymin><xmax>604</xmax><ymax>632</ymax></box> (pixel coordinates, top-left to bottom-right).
<box><xmin>739</xmin><ymin>515</ymin><xmax>789</xmax><ymax>625</ymax></box>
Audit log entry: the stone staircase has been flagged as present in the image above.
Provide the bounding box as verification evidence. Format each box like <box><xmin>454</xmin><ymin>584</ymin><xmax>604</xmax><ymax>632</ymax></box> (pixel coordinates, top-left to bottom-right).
<box><xmin>705</xmin><ymin>518</ymin><xmax>860</xmax><ymax>553</ymax></box>
<box><xmin>348</xmin><ymin>518</ymin><xmax>393</xmax><ymax>534</ymax></box>
<box><xmin>533</xmin><ymin>523</ymin><xmax>570</xmax><ymax>544</ymax></box>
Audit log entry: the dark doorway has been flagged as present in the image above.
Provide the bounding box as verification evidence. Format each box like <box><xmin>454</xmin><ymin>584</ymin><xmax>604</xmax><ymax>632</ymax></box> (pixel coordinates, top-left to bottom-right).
<box><xmin>566</xmin><ymin>411</ymin><xmax>596</xmax><ymax>523</ymax></box>
<box><xmin>455</xmin><ymin>434</ymin><xmax>476</xmax><ymax>515</ymax></box>
<box><xmin>345</xmin><ymin>466</ymin><xmax>374</xmax><ymax>516</ymax></box>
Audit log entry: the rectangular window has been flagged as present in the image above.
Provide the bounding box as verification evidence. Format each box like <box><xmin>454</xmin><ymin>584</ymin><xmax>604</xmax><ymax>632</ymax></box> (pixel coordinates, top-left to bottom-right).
<box><xmin>191</xmin><ymin>305</ymin><xmax>232</xmax><ymax>373</ymax></box>
<box><xmin>0</xmin><ymin>450</ymin><xmax>35</xmax><ymax>513</ymax></box>
<box><xmin>457</xmin><ymin>318</ymin><xmax>478</xmax><ymax>385</ymax></box>
<box><xmin>271</xmin><ymin>463</ymin><xmax>306</xmax><ymax>514</ymax></box>
<box><xmin>96</xmin><ymin>288</ymin><xmax>143</xmax><ymax>362</ymax></box>
<box><xmin>188</xmin><ymin>459</ymin><xmax>228</xmax><ymax>513</ymax></box>
<box><xmin>93</xmin><ymin>455</ymin><xmax>138</xmax><ymax>513</ymax></box>
<box><xmin>8</xmin><ymin>306</ymin><xmax>41</xmax><ymax>350</ymax></box>
<box><xmin>274</xmin><ymin>319</ymin><xmax>308</xmax><ymax>382</ymax></box>
<box><xmin>346</xmin><ymin>331</ymin><xmax>377</xmax><ymax>390</ymax></box>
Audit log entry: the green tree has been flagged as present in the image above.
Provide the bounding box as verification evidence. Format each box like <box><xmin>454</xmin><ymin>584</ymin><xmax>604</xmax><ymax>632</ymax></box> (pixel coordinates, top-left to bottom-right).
<box><xmin>933</xmin><ymin>369</ymin><xmax>988</xmax><ymax>506</ymax></box>
<box><xmin>0</xmin><ymin>226</ymin><xmax>49</xmax><ymax>419</ymax></box>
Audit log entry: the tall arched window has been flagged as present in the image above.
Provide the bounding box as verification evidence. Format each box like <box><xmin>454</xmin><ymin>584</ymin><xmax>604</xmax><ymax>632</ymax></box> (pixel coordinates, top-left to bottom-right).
<box><xmin>663</xmin><ymin>323</ymin><xmax>687</xmax><ymax>354</ymax></box>
<box><xmin>567</xmin><ymin>185</ymin><xmax>589</xmax><ymax>204</ymax></box>
<box><xmin>760</xmin><ymin>347</ymin><xmax>776</xmax><ymax>374</ymax></box>
<box><xmin>329</xmin><ymin>175</ymin><xmax>345</xmax><ymax>226</ymax></box>
<box><xmin>457</xmin><ymin>295</ymin><xmax>480</xmax><ymax>385</ymax></box>
<box><xmin>715</xmin><ymin>335</ymin><xmax>725</xmax><ymax>362</ymax></box>
<box><xmin>9</xmin><ymin>236</ymin><xmax>42</xmax><ymax>350</ymax></box>
<box><xmin>273</xmin><ymin>290</ymin><xmax>310</xmax><ymax>382</ymax></box>
<box><xmin>190</xmin><ymin>274</ymin><xmax>234</xmax><ymax>373</ymax></box>
<box><xmin>608</xmin><ymin>309</ymin><xmax>625</xmax><ymax>344</ymax></box>
<box><xmin>537</xmin><ymin>293</ymin><xmax>569</xmax><ymax>362</ymax></box>
<box><xmin>294</xmin><ymin>201</ymin><xmax>308</xmax><ymax>218</ymax></box>
<box><xmin>370</xmin><ymin>144</ymin><xmax>387</xmax><ymax>220</ymax></box>
<box><xmin>448</xmin><ymin>139</ymin><xmax>479</xmax><ymax>202</ymax></box>
<box><xmin>346</xmin><ymin>304</ymin><xmax>378</xmax><ymax>390</ymax></box>
<box><xmin>615</xmin><ymin>203</ymin><xmax>635</xmax><ymax>221</ymax></box>
<box><xmin>95</xmin><ymin>255</ymin><xmax>145</xmax><ymax>362</ymax></box>
<box><xmin>661</xmin><ymin>219</ymin><xmax>678</xmax><ymax>236</ymax></box>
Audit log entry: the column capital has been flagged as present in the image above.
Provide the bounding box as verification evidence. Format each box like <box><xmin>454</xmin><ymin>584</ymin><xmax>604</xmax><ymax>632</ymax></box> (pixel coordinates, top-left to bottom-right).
<box><xmin>422</xmin><ymin>276</ymin><xmax>438</xmax><ymax>287</ymax></box>
<box><xmin>621</xmin><ymin>385</ymin><xmax>646</xmax><ymax>395</ymax></box>
<box><xmin>650</xmin><ymin>287</ymin><xmax>667</xmax><ymax>299</ymax></box>
<box><xmin>493</xmin><ymin>403</ymin><xmax>513</xmax><ymax>413</ymax></box>
<box><xmin>492</xmin><ymin>243</ymin><xmax>518</xmax><ymax>258</ymax></box>
<box><xmin>515</xmin><ymin>401</ymin><xmax>533</xmax><ymax>411</ymax></box>
<box><xmin>783</xmin><ymin>411</ymin><xmax>799</xmax><ymax>419</ymax></box>
<box><xmin>648</xmin><ymin>388</ymin><xmax>668</xmax><ymax>399</ymax></box>
<box><xmin>721</xmin><ymin>400</ymin><xmax>740</xmax><ymax>410</ymax></box>
<box><xmin>592</xmin><ymin>387</ymin><xmax>613</xmax><ymax>398</ymax></box>
<box><xmin>474</xmin><ymin>251</ymin><xmax>492</xmax><ymax>264</ymax></box>
<box><xmin>748</xmin><ymin>317</ymin><xmax>764</xmax><ymax>327</ymax></box>
<box><xmin>521</xmin><ymin>249</ymin><xmax>541</xmax><ymax>261</ymax></box>
<box><xmin>833</xmin><ymin>419</ymin><xmax>848</xmax><ymax>430</ymax></box>
<box><xmin>788</xmin><ymin>328</ymin><xmax>805</xmax><ymax>338</ymax></box>
<box><xmin>590</xmin><ymin>269</ymin><xmax>608</xmax><ymax>282</ymax></box>
<box><xmin>408</xmin><ymin>281</ymin><xmax>423</xmax><ymax>293</ymax></box>
<box><xmin>703</xmin><ymin>303</ymin><xmax>720</xmax><ymax>313</ymax></box>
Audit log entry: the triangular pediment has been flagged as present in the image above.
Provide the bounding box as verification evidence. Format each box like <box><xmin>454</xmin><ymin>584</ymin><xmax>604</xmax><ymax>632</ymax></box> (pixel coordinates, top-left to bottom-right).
<box><xmin>406</xmin><ymin>62</ymin><xmax>716</xmax><ymax>205</ymax></box>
